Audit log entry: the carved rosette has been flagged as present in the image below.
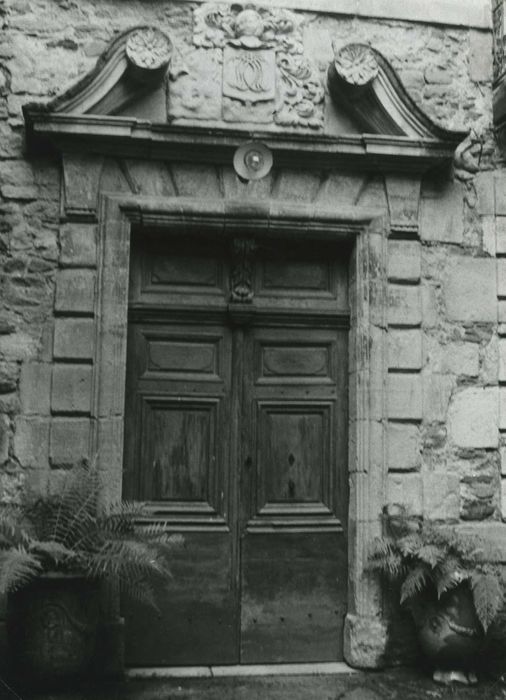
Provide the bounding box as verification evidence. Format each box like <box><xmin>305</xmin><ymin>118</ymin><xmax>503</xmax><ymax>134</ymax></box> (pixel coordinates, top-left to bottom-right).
<box><xmin>126</xmin><ymin>27</ymin><xmax>172</xmax><ymax>81</ymax></box>
<box><xmin>191</xmin><ymin>3</ymin><xmax>324</xmax><ymax>129</ymax></box>
<box><xmin>333</xmin><ymin>43</ymin><xmax>379</xmax><ymax>87</ymax></box>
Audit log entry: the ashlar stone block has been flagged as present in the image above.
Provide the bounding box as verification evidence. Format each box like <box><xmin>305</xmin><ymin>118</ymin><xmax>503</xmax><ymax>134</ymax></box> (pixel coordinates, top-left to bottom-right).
<box><xmin>59</xmin><ymin>223</ymin><xmax>97</xmax><ymax>267</ymax></box>
<box><xmin>496</xmin><ymin>217</ymin><xmax>506</xmax><ymax>255</ymax></box>
<box><xmin>420</xmin><ymin>180</ymin><xmax>464</xmax><ymax>244</ymax></box>
<box><xmin>387</xmin><ymin>240</ymin><xmax>421</xmax><ymax>282</ymax></box>
<box><xmin>51</xmin><ymin>364</ymin><xmax>92</xmax><ymax>415</ymax></box>
<box><xmin>495</xmin><ymin>174</ymin><xmax>506</xmax><ymax>216</ymax></box>
<box><xmin>482</xmin><ymin>216</ymin><xmax>496</xmax><ymax>257</ymax></box>
<box><xmin>423</xmin><ymin>373</ymin><xmax>454</xmax><ymax>423</ymax></box>
<box><xmin>501</xmin><ymin>446</ymin><xmax>506</xmax><ymax>477</ymax></box>
<box><xmin>55</xmin><ymin>270</ymin><xmax>96</xmax><ymax>314</ymax></box>
<box><xmin>469</xmin><ymin>30</ymin><xmax>492</xmax><ymax>83</ymax></box>
<box><xmin>387</xmin><ymin>422</ymin><xmax>421</xmax><ymax>471</ymax></box>
<box><xmin>53</xmin><ymin>318</ymin><xmax>95</xmax><ymax>360</ymax></box>
<box><xmin>19</xmin><ymin>362</ymin><xmax>51</xmax><ymax>415</ymax></box>
<box><xmin>500</xmin><ymin>387</ymin><xmax>506</xmax><ymax>431</ymax></box>
<box><xmin>423</xmin><ymin>472</ymin><xmax>460</xmax><ymax>520</ymax></box>
<box><xmin>499</xmin><ymin>339</ymin><xmax>506</xmax><ymax>382</ymax></box>
<box><xmin>388</xmin><ymin>329</ymin><xmax>423</xmax><ymax>370</ymax></box>
<box><xmin>475</xmin><ymin>171</ymin><xmax>495</xmax><ymax>216</ymax></box>
<box><xmin>498</xmin><ymin>259</ymin><xmax>506</xmax><ymax>298</ymax></box>
<box><xmin>444</xmin><ymin>258</ymin><xmax>497</xmax><ymax>322</ymax></box>
<box><xmin>502</xmin><ymin>480</ymin><xmax>506</xmax><ymax>522</ymax></box>
<box><xmin>13</xmin><ymin>417</ymin><xmax>49</xmax><ymax>468</ymax></box>
<box><xmin>449</xmin><ymin>387</ymin><xmax>499</xmax><ymax>448</ymax></box>
<box><xmin>387</xmin><ymin>473</ymin><xmax>423</xmax><ymax>515</ymax></box>
<box><xmin>388</xmin><ymin>285</ymin><xmax>421</xmax><ymax>326</ymax></box>
<box><xmin>50</xmin><ymin>418</ymin><xmax>91</xmax><ymax>469</ymax></box>
<box><xmin>387</xmin><ymin>373</ymin><xmax>423</xmax><ymax>420</ymax></box>
<box><xmin>442</xmin><ymin>343</ymin><xmax>479</xmax><ymax>377</ymax></box>
<box><xmin>343</xmin><ymin>614</ymin><xmax>388</xmax><ymax>669</ymax></box>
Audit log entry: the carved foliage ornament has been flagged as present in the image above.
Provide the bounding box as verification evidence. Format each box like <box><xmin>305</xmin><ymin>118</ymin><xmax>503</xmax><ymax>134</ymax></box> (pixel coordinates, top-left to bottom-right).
<box><xmin>193</xmin><ymin>3</ymin><xmax>324</xmax><ymax>129</ymax></box>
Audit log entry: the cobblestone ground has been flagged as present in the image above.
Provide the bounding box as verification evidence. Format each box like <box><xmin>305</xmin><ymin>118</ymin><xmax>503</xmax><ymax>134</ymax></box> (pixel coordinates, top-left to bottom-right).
<box><xmin>4</xmin><ymin>668</ymin><xmax>506</xmax><ymax>700</ymax></box>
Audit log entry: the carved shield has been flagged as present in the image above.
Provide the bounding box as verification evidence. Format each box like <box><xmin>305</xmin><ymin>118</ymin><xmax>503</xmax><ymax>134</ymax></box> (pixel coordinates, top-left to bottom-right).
<box><xmin>223</xmin><ymin>47</ymin><xmax>276</xmax><ymax>104</ymax></box>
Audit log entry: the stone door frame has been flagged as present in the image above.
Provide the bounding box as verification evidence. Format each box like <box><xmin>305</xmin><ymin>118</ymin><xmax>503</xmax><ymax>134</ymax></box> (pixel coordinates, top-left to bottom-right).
<box><xmin>91</xmin><ymin>191</ymin><xmax>389</xmax><ymax>667</ymax></box>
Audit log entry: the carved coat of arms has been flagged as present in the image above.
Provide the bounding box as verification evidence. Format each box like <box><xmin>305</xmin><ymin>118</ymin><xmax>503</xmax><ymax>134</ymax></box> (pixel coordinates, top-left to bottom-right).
<box><xmin>169</xmin><ymin>3</ymin><xmax>324</xmax><ymax>129</ymax></box>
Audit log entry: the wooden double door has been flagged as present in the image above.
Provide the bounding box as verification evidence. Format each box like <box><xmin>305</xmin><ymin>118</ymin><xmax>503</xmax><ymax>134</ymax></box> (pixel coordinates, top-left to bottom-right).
<box><xmin>123</xmin><ymin>231</ymin><xmax>350</xmax><ymax>666</ymax></box>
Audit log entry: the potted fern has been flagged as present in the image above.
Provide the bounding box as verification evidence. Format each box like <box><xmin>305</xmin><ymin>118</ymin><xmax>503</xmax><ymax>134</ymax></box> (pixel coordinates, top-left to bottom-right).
<box><xmin>0</xmin><ymin>460</ymin><xmax>182</xmax><ymax>689</ymax></box>
<box><xmin>368</xmin><ymin>505</ymin><xmax>504</xmax><ymax>685</ymax></box>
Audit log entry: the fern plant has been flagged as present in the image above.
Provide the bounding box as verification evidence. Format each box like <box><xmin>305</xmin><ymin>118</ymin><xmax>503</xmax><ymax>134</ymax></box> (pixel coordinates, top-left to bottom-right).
<box><xmin>368</xmin><ymin>505</ymin><xmax>504</xmax><ymax>632</ymax></box>
<box><xmin>0</xmin><ymin>460</ymin><xmax>182</xmax><ymax>608</ymax></box>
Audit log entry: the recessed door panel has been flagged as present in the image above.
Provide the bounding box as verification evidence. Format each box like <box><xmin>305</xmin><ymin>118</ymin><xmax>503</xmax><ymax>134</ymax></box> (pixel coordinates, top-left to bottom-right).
<box><xmin>257</xmin><ymin>403</ymin><xmax>329</xmax><ymax>506</ymax></box>
<box><xmin>140</xmin><ymin>397</ymin><xmax>217</xmax><ymax>502</ymax></box>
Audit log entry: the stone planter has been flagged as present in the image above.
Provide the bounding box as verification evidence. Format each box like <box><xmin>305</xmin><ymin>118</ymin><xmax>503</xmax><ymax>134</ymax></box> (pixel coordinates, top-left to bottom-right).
<box><xmin>413</xmin><ymin>583</ymin><xmax>484</xmax><ymax>684</ymax></box>
<box><xmin>7</xmin><ymin>574</ymin><xmax>100</xmax><ymax>690</ymax></box>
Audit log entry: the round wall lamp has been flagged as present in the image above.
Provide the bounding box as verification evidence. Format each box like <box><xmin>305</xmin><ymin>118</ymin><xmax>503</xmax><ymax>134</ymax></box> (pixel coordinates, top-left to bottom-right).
<box><xmin>233</xmin><ymin>141</ymin><xmax>273</xmax><ymax>182</ymax></box>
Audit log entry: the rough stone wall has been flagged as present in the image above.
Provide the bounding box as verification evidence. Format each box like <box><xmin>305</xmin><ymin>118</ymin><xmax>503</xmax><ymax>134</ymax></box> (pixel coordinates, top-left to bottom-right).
<box><xmin>0</xmin><ymin>0</ymin><xmax>505</xmax><ymax>661</ymax></box>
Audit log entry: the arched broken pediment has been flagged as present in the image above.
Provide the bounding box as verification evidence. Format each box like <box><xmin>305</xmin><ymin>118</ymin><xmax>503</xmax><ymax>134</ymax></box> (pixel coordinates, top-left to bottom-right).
<box><xmin>23</xmin><ymin>4</ymin><xmax>466</xmax><ymax>172</ymax></box>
